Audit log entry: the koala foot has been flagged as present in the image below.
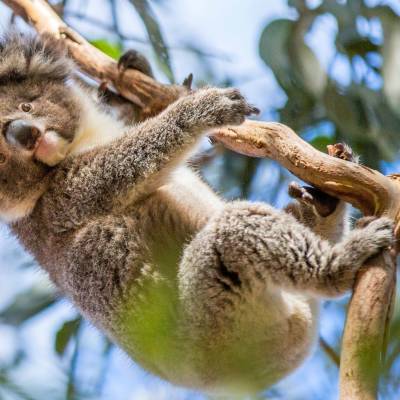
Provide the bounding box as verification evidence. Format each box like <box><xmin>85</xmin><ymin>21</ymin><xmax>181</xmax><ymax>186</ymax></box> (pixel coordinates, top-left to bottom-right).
<box><xmin>331</xmin><ymin>217</ymin><xmax>394</xmax><ymax>293</ymax></box>
<box><xmin>327</xmin><ymin>142</ymin><xmax>359</xmax><ymax>164</ymax></box>
<box><xmin>118</xmin><ymin>49</ymin><xmax>153</xmax><ymax>78</ymax></box>
<box><xmin>188</xmin><ymin>87</ymin><xmax>259</xmax><ymax>128</ymax></box>
<box><xmin>354</xmin><ymin>215</ymin><xmax>379</xmax><ymax>229</ymax></box>
<box><xmin>288</xmin><ymin>143</ymin><xmax>359</xmax><ymax>217</ymax></box>
<box><xmin>288</xmin><ymin>182</ymin><xmax>339</xmax><ymax>217</ymax></box>
<box><xmin>352</xmin><ymin>217</ymin><xmax>394</xmax><ymax>259</ymax></box>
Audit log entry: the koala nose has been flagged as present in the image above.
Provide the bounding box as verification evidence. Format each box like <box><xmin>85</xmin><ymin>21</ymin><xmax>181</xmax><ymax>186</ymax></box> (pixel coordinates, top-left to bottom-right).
<box><xmin>5</xmin><ymin>120</ymin><xmax>42</xmax><ymax>150</ymax></box>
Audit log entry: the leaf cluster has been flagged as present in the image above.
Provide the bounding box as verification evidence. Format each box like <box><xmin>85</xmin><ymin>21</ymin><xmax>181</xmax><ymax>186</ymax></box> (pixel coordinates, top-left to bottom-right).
<box><xmin>259</xmin><ymin>0</ymin><xmax>400</xmax><ymax>168</ymax></box>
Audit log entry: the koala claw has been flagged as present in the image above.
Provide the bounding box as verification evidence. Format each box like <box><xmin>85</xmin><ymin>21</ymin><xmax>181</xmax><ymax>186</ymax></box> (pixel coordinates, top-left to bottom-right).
<box><xmin>222</xmin><ymin>88</ymin><xmax>260</xmax><ymax>117</ymax></box>
<box><xmin>192</xmin><ymin>87</ymin><xmax>260</xmax><ymax>128</ymax></box>
<box><xmin>288</xmin><ymin>182</ymin><xmax>314</xmax><ymax>204</ymax></box>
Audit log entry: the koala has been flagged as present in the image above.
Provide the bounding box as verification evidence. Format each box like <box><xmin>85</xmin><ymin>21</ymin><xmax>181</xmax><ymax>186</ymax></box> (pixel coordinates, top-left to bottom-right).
<box><xmin>0</xmin><ymin>32</ymin><xmax>394</xmax><ymax>396</ymax></box>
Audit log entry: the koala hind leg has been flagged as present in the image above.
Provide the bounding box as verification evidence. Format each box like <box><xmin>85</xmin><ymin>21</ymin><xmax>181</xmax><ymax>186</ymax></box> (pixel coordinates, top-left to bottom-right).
<box><xmin>178</xmin><ymin>201</ymin><xmax>393</xmax><ymax>330</ymax></box>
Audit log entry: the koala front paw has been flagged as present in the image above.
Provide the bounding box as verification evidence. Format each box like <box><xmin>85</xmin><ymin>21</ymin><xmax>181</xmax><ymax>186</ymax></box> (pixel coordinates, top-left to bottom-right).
<box><xmin>357</xmin><ymin>216</ymin><xmax>394</xmax><ymax>255</ymax></box>
<box><xmin>188</xmin><ymin>87</ymin><xmax>259</xmax><ymax>129</ymax></box>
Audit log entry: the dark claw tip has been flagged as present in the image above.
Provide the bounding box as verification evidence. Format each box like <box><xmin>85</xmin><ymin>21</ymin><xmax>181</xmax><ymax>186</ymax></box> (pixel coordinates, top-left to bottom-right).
<box><xmin>182</xmin><ymin>73</ymin><xmax>194</xmax><ymax>90</ymax></box>
<box><xmin>249</xmin><ymin>106</ymin><xmax>260</xmax><ymax>115</ymax></box>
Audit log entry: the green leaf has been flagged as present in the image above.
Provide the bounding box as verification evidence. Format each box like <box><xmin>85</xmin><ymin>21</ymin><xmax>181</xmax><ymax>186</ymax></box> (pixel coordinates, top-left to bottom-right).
<box><xmin>378</xmin><ymin>8</ymin><xmax>400</xmax><ymax>115</ymax></box>
<box><xmin>55</xmin><ymin>317</ymin><xmax>81</xmax><ymax>356</ymax></box>
<box><xmin>0</xmin><ymin>284</ymin><xmax>56</xmax><ymax>325</ymax></box>
<box><xmin>259</xmin><ymin>19</ymin><xmax>294</xmax><ymax>92</ymax></box>
<box><xmin>129</xmin><ymin>0</ymin><xmax>174</xmax><ymax>82</ymax></box>
<box><xmin>323</xmin><ymin>84</ymin><xmax>399</xmax><ymax>164</ymax></box>
<box><xmin>310</xmin><ymin>135</ymin><xmax>332</xmax><ymax>152</ymax></box>
<box><xmin>90</xmin><ymin>39</ymin><xmax>123</xmax><ymax>60</ymax></box>
<box><xmin>290</xmin><ymin>37</ymin><xmax>327</xmax><ymax>98</ymax></box>
<box><xmin>323</xmin><ymin>84</ymin><xmax>368</xmax><ymax>138</ymax></box>
<box><xmin>259</xmin><ymin>17</ymin><xmax>326</xmax><ymax>98</ymax></box>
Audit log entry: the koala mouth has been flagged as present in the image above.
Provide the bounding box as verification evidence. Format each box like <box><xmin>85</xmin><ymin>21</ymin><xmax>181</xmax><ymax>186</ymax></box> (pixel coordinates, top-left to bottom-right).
<box><xmin>34</xmin><ymin>130</ymin><xmax>70</xmax><ymax>166</ymax></box>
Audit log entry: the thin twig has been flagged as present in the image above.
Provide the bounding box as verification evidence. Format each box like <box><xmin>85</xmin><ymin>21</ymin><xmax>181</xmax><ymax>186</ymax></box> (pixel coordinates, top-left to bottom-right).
<box><xmin>320</xmin><ymin>337</ymin><xmax>340</xmax><ymax>368</ymax></box>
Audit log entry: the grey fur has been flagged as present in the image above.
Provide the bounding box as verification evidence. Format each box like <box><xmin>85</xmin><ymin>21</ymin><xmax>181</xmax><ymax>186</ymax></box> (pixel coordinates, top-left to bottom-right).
<box><xmin>0</xmin><ymin>34</ymin><xmax>394</xmax><ymax>395</ymax></box>
<box><xmin>0</xmin><ymin>31</ymin><xmax>72</xmax><ymax>84</ymax></box>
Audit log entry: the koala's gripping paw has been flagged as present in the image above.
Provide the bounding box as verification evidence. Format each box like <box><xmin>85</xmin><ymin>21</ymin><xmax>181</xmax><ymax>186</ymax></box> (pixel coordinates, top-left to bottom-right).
<box><xmin>288</xmin><ymin>182</ymin><xmax>339</xmax><ymax>217</ymax></box>
<box><xmin>188</xmin><ymin>88</ymin><xmax>259</xmax><ymax>128</ymax></box>
<box><xmin>287</xmin><ymin>143</ymin><xmax>358</xmax><ymax>218</ymax></box>
<box><xmin>356</xmin><ymin>217</ymin><xmax>394</xmax><ymax>255</ymax></box>
<box><xmin>327</xmin><ymin>142</ymin><xmax>359</xmax><ymax>164</ymax></box>
<box><xmin>334</xmin><ymin>217</ymin><xmax>394</xmax><ymax>293</ymax></box>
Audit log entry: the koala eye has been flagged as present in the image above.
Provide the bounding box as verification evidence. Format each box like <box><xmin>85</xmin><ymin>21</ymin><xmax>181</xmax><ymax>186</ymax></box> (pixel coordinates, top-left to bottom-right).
<box><xmin>19</xmin><ymin>103</ymin><xmax>33</xmax><ymax>113</ymax></box>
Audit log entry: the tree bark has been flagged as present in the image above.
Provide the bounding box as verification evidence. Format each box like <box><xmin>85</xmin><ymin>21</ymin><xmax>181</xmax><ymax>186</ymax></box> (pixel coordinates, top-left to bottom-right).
<box><xmin>3</xmin><ymin>1</ymin><xmax>399</xmax><ymax>398</ymax></box>
<box><xmin>339</xmin><ymin>252</ymin><xmax>396</xmax><ymax>400</ymax></box>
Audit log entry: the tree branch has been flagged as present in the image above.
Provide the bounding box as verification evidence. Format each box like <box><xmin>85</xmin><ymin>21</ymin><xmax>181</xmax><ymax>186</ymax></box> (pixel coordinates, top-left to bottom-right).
<box><xmin>3</xmin><ymin>1</ymin><xmax>399</xmax><ymax>398</ymax></box>
<box><xmin>339</xmin><ymin>252</ymin><xmax>396</xmax><ymax>400</ymax></box>
<box><xmin>2</xmin><ymin>0</ymin><xmax>187</xmax><ymax>119</ymax></box>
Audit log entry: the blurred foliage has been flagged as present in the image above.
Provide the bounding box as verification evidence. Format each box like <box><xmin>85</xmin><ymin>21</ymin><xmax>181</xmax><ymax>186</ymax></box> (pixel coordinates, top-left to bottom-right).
<box><xmin>129</xmin><ymin>0</ymin><xmax>175</xmax><ymax>82</ymax></box>
<box><xmin>259</xmin><ymin>0</ymin><xmax>400</xmax><ymax>169</ymax></box>
<box><xmin>0</xmin><ymin>285</ymin><xmax>55</xmax><ymax>326</ymax></box>
<box><xmin>90</xmin><ymin>39</ymin><xmax>122</xmax><ymax>60</ymax></box>
<box><xmin>55</xmin><ymin>318</ymin><xmax>82</xmax><ymax>356</ymax></box>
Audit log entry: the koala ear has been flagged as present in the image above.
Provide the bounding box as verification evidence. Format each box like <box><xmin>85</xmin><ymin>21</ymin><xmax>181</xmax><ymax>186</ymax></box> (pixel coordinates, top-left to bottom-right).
<box><xmin>0</xmin><ymin>30</ymin><xmax>74</xmax><ymax>83</ymax></box>
<box><xmin>27</xmin><ymin>33</ymin><xmax>74</xmax><ymax>81</ymax></box>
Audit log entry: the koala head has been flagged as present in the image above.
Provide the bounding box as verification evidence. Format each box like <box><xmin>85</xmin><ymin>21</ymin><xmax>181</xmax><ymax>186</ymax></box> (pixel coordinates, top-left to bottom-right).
<box><xmin>0</xmin><ymin>32</ymin><xmax>82</xmax><ymax>222</ymax></box>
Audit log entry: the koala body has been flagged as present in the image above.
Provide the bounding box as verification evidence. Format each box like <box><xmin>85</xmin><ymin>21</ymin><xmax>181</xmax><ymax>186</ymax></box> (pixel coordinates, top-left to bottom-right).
<box><xmin>0</xmin><ymin>33</ymin><xmax>394</xmax><ymax>396</ymax></box>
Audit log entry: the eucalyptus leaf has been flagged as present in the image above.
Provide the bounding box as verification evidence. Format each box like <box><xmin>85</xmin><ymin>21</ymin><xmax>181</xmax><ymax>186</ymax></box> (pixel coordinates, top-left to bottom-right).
<box><xmin>290</xmin><ymin>29</ymin><xmax>327</xmax><ymax>98</ymax></box>
<box><xmin>323</xmin><ymin>84</ymin><xmax>368</xmax><ymax>138</ymax></box>
<box><xmin>129</xmin><ymin>0</ymin><xmax>174</xmax><ymax>82</ymax></box>
<box><xmin>260</xmin><ymin>17</ymin><xmax>326</xmax><ymax>100</ymax></box>
<box><xmin>310</xmin><ymin>135</ymin><xmax>332</xmax><ymax>152</ymax></box>
<box><xmin>55</xmin><ymin>317</ymin><xmax>81</xmax><ymax>356</ymax></box>
<box><xmin>259</xmin><ymin>19</ymin><xmax>295</xmax><ymax>93</ymax></box>
<box><xmin>379</xmin><ymin>9</ymin><xmax>400</xmax><ymax>115</ymax></box>
<box><xmin>0</xmin><ymin>284</ymin><xmax>56</xmax><ymax>326</ymax></box>
<box><xmin>90</xmin><ymin>39</ymin><xmax>123</xmax><ymax>60</ymax></box>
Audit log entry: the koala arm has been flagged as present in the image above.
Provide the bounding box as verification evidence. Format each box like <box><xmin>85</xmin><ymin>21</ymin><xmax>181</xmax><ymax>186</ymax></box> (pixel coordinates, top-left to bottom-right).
<box><xmin>60</xmin><ymin>88</ymin><xmax>257</xmax><ymax>218</ymax></box>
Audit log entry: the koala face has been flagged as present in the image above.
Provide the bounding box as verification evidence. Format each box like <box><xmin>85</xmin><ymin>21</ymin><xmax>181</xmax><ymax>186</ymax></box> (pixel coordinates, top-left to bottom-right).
<box><xmin>0</xmin><ymin>32</ymin><xmax>81</xmax><ymax>222</ymax></box>
<box><xmin>0</xmin><ymin>80</ymin><xmax>82</xmax><ymax>222</ymax></box>
<box><xmin>0</xmin><ymin>79</ymin><xmax>81</xmax><ymax>166</ymax></box>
